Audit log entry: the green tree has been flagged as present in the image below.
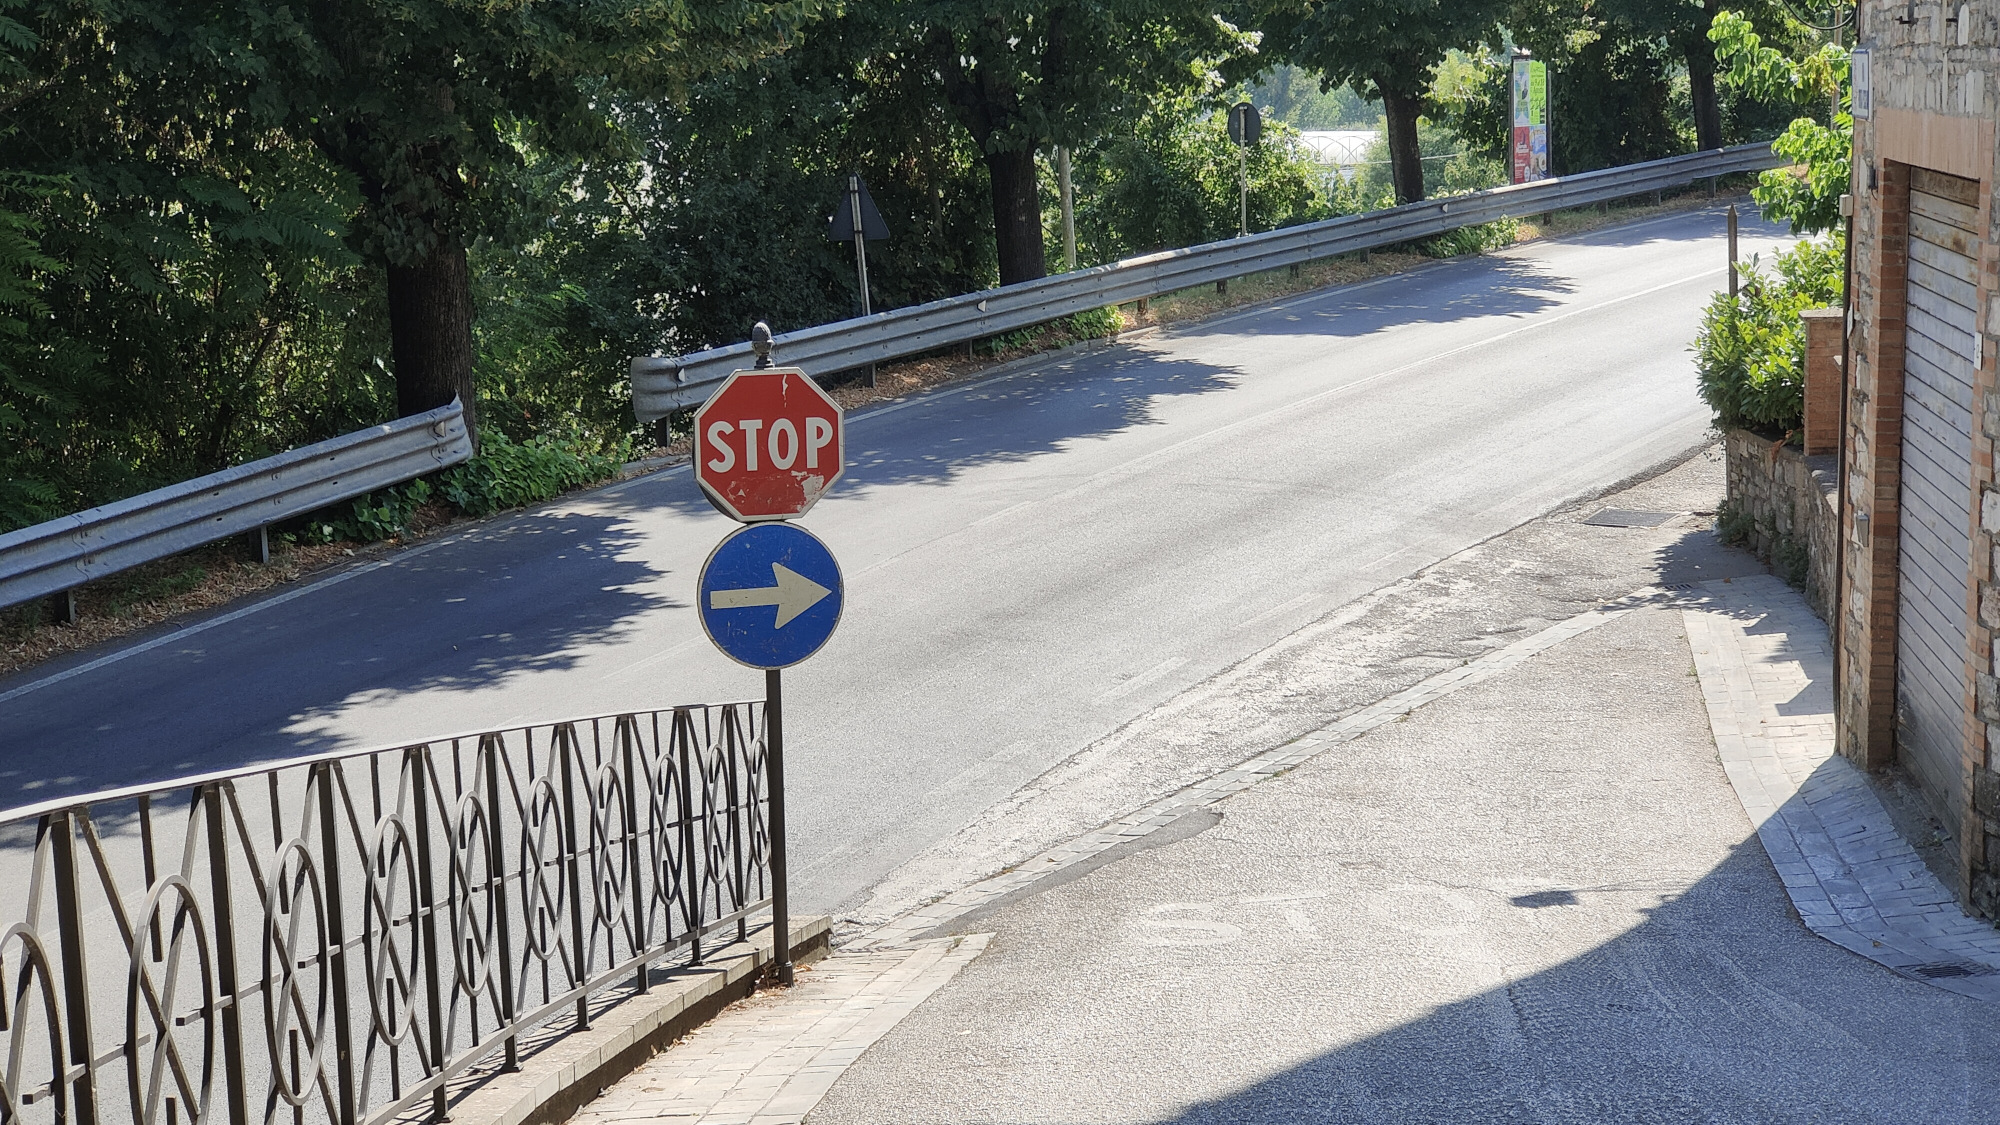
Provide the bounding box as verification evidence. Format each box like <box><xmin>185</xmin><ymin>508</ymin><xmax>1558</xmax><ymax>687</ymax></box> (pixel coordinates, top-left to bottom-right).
<box><xmin>1069</xmin><ymin>102</ymin><xmax>1338</xmax><ymax>260</ymax></box>
<box><xmin>872</xmin><ymin>2</ymin><xmax>1255</xmax><ymax>285</ymax></box>
<box><xmin>1597</xmin><ymin>0</ymin><xmax>1805</xmax><ymax>150</ymax></box>
<box><xmin>80</xmin><ymin>0</ymin><xmax>825</xmax><ymax>446</ymax></box>
<box><xmin>1709</xmin><ymin>8</ymin><xmax>1849</xmax><ymax>235</ymax></box>
<box><xmin>1262</xmin><ymin>0</ymin><xmax>1507</xmax><ymax>204</ymax></box>
<box><xmin>1434</xmin><ymin>4</ymin><xmax>1687</xmax><ymax>177</ymax></box>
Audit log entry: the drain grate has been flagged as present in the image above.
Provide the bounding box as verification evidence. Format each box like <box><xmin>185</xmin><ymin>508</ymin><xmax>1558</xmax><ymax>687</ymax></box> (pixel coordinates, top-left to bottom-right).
<box><xmin>1582</xmin><ymin>508</ymin><xmax>1677</xmax><ymax>528</ymax></box>
<box><xmin>1908</xmin><ymin>961</ymin><xmax>1997</xmax><ymax>980</ymax></box>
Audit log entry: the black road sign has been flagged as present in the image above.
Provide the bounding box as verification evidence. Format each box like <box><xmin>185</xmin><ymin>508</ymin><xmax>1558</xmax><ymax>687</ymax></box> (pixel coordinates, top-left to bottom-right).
<box><xmin>1228</xmin><ymin>102</ymin><xmax>1263</xmax><ymax>148</ymax></box>
<box><xmin>828</xmin><ymin>174</ymin><xmax>890</xmax><ymax>241</ymax></box>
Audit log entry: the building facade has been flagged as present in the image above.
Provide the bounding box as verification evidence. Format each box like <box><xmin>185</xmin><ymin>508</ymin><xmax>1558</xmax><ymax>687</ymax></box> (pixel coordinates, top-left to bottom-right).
<box><xmin>1837</xmin><ymin>1</ymin><xmax>2000</xmax><ymax>909</ymax></box>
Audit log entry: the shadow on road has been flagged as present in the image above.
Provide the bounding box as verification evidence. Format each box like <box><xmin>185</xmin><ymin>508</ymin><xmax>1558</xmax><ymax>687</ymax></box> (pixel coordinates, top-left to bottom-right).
<box><xmin>623</xmin><ymin>352</ymin><xmax>1243</xmax><ymax>517</ymax></box>
<box><xmin>1152</xmin><ymin>828</ymin><xmax>2000</xmax><ymax>1124</ymax></box>
<box><xmin>0</xmin><ymin>509</ymin><xmax>674</xmax><ymax>808</ymax></box>
<box><xmin>1176</xmin><ymin>255</ymin><xmax>1579</xmax><ymax>343</ymax></box>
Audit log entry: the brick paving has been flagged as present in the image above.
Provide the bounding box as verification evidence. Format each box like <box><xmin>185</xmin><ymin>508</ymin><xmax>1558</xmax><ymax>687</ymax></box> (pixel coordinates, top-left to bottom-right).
<box><xmin>1684</xmin><ymin>573</ymin><xmax>2000</xmax><ymax>998</ymax></box>
<box><xmin>565</xmin><ymin>935</ymin><xmax>989</xmax><ymax>1125</ymax></box>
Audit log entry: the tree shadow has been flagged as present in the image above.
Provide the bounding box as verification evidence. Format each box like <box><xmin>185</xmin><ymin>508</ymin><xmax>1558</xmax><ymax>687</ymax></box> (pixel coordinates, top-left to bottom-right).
<box><xmin>1171</xmin><ymin>254</ymin><xmax>1580</xmax><ymax>342</ymax></box>
<box><xmin>1154</xmin><ymin>823</ymin><xmax>2000</xmax><ymax>1123</ymax></box>
<box><xmin>0</xmin><ymin>509</ymin><xmax>674</xmax><ymax>809</ymax></box>
<box><xmin>630</xmin><ymin>351</ymin><xmax>1244</xmax><ymax>517</ymax></box>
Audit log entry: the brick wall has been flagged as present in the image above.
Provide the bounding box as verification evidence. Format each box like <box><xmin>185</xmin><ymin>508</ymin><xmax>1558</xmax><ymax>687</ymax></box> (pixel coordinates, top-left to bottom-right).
<box><xmin>1837</xmin><ymin>0</ymin><xmax>2000</xmax><ymax>910</ymax></box>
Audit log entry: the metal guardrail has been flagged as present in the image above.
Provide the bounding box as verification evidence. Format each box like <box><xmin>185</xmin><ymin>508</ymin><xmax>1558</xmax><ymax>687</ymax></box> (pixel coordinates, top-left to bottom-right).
<box><xmin>0</xmin><ymin>701</ymin><xmax>770</xmax><ymax>1125</ymax></box>
<box><xmin>633</xmin><ymin>142</ymin><xmax>1783</xmax><ymax>420</ymax></box>
<box><xmin>0</xmin><ymin>400</ymin><xmax>472</xmax><ymax>613</ymax></box>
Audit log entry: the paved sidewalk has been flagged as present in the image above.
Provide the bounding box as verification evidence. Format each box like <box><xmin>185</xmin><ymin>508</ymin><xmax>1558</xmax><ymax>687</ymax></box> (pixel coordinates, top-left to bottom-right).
<box><xmin>856</xmin><ymin>591</ymin><xmax>1653</xmax><ymax>950</ymax></box>
<box><xmin>810</xmin><ymin>601</ymin><xmax>2000</xmax><ymax>1122</ymax></box>
<box><xmin>565</xmin><ymin>936</ymin><xmax>987</xmax><ymax>1125</ymax></box>
<box><xmin>1684</xmin><ymin>574</ymin><xmax>2000</xmax><ymax>996</ymax></box>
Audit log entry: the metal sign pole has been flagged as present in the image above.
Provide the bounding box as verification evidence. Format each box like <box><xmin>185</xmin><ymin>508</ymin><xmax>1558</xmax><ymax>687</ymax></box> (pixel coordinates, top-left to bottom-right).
<box><xmin>849</xmin><ymin>175</ymin><xmax>875</xmax><ymax>385</ymax></box>
<box><xmin>1727</xmin><ymin>203</ymin><xmax>1739</xmax><ymax>301</ymax></box>
<box><xmin>765</xmin><ymin>666</ymin><xmax>793</xmax><ymax>985</ymax></box>
<box><xmin>1238</xmin><ymin>146</ymin><xmax>1248</xmax><ymax>238</ymax></box>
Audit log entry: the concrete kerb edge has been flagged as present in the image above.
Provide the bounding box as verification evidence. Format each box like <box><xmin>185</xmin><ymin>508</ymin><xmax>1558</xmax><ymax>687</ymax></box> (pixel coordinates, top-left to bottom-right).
<box><xmin>449</xmin><ymin>916</ymin><xmax>832</xmax><ymax>1125</ymax></box>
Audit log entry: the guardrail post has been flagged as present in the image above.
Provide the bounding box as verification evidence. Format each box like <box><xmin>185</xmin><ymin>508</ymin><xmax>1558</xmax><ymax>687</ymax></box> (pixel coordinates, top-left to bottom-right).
<box><xmin>47</xmin><ymin>589</ymin><xmax>77</xmax><ymax>626</ymax></box>
<box><xmin>48</xmin><ymin>812</ymin><xmax>99</xmax><ymax>1125</ymax></box>
<box><xmin>202</xmin><ymin>786</ymin><xmax>251</xmax><ymax>1125</ymax></box>
<box><xmin>314</xmin><ymin>765</ymin><xmax>360</xmax><ymax>1125</ymax></box>
<box><xmin>249</xmin><ymin>526</ymin><xmax>270</xmax><ymax>565</ymax></box>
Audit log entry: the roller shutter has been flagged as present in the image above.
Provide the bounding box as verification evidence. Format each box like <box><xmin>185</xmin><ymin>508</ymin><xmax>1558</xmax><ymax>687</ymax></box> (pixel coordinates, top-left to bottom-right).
<box><xmin>1897</xmin><ymin>167</ymin><xmax>1983</xmax><ymax>833</ymax></box>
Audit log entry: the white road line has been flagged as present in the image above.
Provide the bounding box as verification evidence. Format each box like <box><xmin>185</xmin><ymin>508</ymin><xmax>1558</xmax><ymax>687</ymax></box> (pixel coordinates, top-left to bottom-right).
<box><xmin>0</xmin><ymin>535</ymin><xmax>470</xmax><ymax>706</ymax></box>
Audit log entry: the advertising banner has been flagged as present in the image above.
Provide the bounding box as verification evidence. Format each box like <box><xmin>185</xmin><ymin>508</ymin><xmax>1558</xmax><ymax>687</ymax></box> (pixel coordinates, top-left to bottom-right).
<box><xmin>1511</xmin><ymin>58</ymin><xmax>1549</xmax><ymax>184</ymax></box>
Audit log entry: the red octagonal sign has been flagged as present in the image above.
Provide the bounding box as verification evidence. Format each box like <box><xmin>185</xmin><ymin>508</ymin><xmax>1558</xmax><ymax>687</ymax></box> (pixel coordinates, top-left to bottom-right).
<box><xmin>694</xmin><ymin>367</ymin><xmax>845</xmax><ymax>522</ymax></box>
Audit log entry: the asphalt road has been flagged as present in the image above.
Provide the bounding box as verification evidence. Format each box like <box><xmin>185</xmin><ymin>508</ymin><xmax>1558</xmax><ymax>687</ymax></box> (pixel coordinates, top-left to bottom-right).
<box><xmin>0</xmin><ymin>207</ymin><xmax>1792</xmax><ymax>915</ymax></box>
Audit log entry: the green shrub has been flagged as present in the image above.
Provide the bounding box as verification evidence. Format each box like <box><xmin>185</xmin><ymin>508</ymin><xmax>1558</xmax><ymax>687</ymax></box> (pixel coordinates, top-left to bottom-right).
<box><xmin>1418</xmin><ymin>216</ymin><xmax>1519</xmax><ymax>259</ymax></box>
<box><xmin>1067</xmin><ymin>306</ymin><xmax>1121</xmax><ymax>339</ymax></box>
<box><xmin>303</xmin><ymin>478</ymin><xmax>433</xmax><ymax>544</ymax></box>
<box><xmin>438</xmin><ymin>429</ymin><xmax>627</xmax><ymax>518</ymax></box>
<box><xmin>1694</xmin><ymin>234</ymin><xmax>1843</xmax><ymax>434</ymax></box>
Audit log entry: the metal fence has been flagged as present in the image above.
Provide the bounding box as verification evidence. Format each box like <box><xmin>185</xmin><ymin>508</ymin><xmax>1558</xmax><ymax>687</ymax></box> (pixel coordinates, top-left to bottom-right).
<box><xmin>0</xmin><ymin>400</ymin><xmax>473</xmax><ymax>614</ymax></box>
<box><xmin>0</xmin><ymin>702</ymin><xmax>770</xmax><ymax>1125</ymax></box>
<box><xmin>632</xmin><ymin>141</ymin><xmax>1784</xmax><ymax>419</ymax></box>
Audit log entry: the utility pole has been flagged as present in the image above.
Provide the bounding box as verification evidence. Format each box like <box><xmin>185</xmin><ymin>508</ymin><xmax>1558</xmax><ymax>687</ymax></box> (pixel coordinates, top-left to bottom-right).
<box><xmin>1058</xmin><ymin>147</ymin><xmax>1077</xmax><ymax>271</ymax></box>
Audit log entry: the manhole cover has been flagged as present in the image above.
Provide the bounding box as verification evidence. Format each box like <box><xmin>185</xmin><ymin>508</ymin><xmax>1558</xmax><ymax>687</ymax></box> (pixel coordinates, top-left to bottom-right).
<box><xmin>1909</xmin><ymin>961</ymin><xmax>1996</xmax><ymax>980</ymax></box>
<box><xmin>1582</xmin><ymin>508</ymin><xmax>1677</xmax><ymax>528</ymax></box>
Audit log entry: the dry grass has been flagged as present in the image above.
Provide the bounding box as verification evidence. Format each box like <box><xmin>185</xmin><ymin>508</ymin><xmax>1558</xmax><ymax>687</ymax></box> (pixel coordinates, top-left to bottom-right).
<box><xmin>1</xmin><ymin>185</ymin><xmax>1746</xmax><ymax>683</ymax></box>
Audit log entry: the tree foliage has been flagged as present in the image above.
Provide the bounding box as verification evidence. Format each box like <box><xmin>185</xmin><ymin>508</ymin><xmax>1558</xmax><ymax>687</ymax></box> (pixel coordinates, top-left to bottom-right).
<box><xmin>866</xmin><ymin>1</ymin><xmax>1257</xmax><ymax>283</ymax></box>
<box><xmin>1262</xmin><ymin>0</ymin><xmax>1507</xmax><ymax>203</ymax></box>
<box><xmin>1709</xmin><ymin>8</ymin><xmax>1849</xmax><ymax>235</ymax></box>
<box><xmin>1694</xmin><ymin>234</ymin><xmax>1843</xmax><ymax>432</ymax></box>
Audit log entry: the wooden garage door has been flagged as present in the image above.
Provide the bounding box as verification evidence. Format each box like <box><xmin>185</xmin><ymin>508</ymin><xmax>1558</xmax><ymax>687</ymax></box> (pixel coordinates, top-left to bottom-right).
<box><xmin>1897</xmin><ymin>167</ymin><xmax>1983</xmax><ymax>832</ymax></box>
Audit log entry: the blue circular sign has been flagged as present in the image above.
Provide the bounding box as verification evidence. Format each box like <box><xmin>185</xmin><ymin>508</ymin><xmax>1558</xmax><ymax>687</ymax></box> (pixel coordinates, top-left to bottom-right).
<box><xmin>697</xmin><ymin>523</ymin><xmax>844</xmax><ymax>669</ymax></box>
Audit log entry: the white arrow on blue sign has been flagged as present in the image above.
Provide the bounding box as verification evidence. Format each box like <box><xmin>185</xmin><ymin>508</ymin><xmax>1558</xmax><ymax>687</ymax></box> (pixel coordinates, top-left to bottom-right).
<box><xmin>697</xmin><ymin>522</ymin><xmax>844</xmax><ymax>669</ymax></box>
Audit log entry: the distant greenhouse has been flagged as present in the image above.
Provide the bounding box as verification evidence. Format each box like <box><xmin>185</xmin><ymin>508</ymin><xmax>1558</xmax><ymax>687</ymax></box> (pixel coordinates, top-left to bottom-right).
<box><xmin>1296</xmin><ymin>130</ymin><xmax>1379</xmax><ymax>182</ymax></box>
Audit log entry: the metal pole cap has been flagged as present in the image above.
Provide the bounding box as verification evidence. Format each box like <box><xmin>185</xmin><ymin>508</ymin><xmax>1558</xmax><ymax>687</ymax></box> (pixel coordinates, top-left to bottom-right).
<box><xmin>751</xmin><ymin>321</ymin><xmax>774</xmax><ymax>369</ymax></box>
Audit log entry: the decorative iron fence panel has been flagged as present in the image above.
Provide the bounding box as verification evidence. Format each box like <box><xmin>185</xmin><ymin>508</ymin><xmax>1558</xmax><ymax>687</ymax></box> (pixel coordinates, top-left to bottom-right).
<box><xmin>0</xmin><ymin>703</ymin><xmax>769</xmax><ymax>1125</ymax></box>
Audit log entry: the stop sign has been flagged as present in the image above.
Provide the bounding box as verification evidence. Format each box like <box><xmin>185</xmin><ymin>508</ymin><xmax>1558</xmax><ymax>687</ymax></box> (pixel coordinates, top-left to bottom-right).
<box><xmin>694</xmin><ymin>367</ymin><xmax>845</xmax><ymax>522</ymax></box>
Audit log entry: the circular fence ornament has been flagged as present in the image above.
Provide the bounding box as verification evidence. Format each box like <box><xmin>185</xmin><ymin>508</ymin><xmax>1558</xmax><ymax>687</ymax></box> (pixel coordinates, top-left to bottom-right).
<box><xmin>125</xmin><ymin>878</ymin><xmax>216</xmax><ymax>1125</ymax></box>
<box><xmin>260</xmin><ymin>841</ymin><xmax>330</xmax><ymax>1110</ymax></box>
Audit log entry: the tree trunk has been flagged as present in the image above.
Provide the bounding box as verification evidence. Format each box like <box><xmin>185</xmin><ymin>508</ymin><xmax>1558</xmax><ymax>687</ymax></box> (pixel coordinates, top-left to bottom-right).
<box><xmin>386</xmin><ymin>236</ymin><xmax>478</xmax><ymax>445</ymax></box>
<box><xmin>1686</xmin><ymin>50</ymin><xmax>1724</xmax><ymax>149</ymax></box>
<box><xmin>986</xmin><ymin>146</ymin><xmax>1046</xmax><ymax>285</ymax></box>
<box><xmin>1379</xmin><ymin>84</ymin><xmax>1426</xmax><ymax>205</ymax></box>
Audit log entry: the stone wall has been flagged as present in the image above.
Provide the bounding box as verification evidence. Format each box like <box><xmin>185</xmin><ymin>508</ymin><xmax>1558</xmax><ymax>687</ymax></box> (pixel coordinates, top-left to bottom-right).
<box><xmin>1837</xmin><ymin>0</ymin><xmax>2000</xmax><ymax>912</ymax></box>
<box><xmin>1726</xmin><ymin>429</ymin><xmax>1840</xmax><ymax>623</ymax></box>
